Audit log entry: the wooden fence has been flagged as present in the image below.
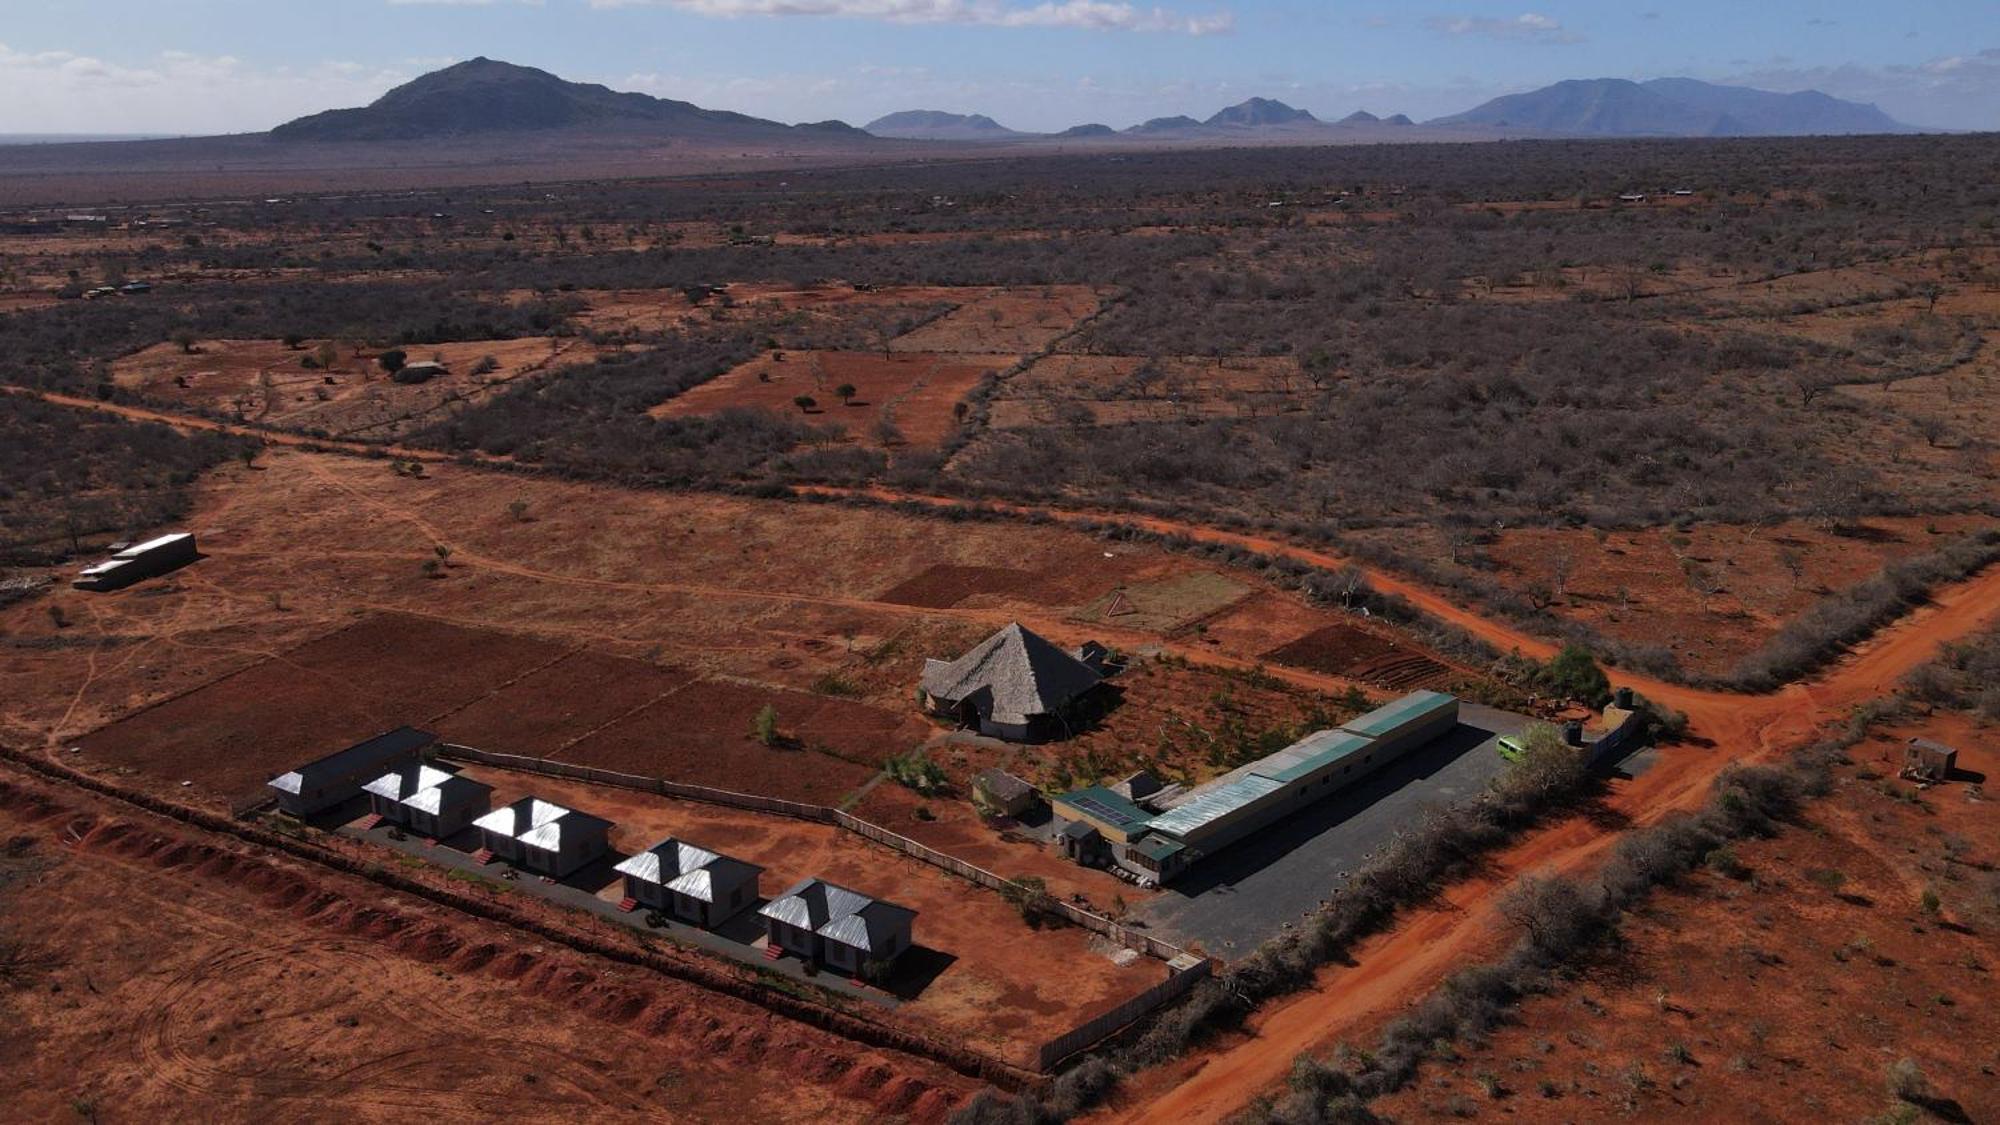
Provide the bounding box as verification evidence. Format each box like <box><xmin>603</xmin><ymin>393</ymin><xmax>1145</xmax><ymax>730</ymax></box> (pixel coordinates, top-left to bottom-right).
<box><xmin>1035</xmin><ymin>956</ymin><xmax>1211</xmax><ymax>1072</ymax></box>
<box><xmin>438</xmin><ymin>743</ymin><xmax>1212</xmax><ymax>1070</ymax></box>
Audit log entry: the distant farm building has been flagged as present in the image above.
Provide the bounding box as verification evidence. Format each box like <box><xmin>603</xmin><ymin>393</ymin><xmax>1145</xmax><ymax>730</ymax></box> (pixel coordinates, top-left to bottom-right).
<box><xmin>1903</xmin><ymin>738</ymin><xmax>1959</xmax><ymax>783</ymax></box>
<box><xmin>759</xmin><ymin>878</ymin><xmax>917</xmax><ymax>974</ymax></box>
<box><xmin>392</xmin><ymin>359</ymin><xmax>448</xmax><ymax>385</ymax></box>
<box><xmin>920</xmin><ymin>622</ymin><xmax>1106</xmax><ymax>741</ymax></box>
<box><xmin>267</xmin><ymin>726</ymin><xmax>436</xmax><ymax>817</ymax></box>
<box><xmin>360</xmin><ymin>762</ymin><xmax>492</xmax><ymax>837</ymax></box>
<box><xmin>613</xmin><ymin>837</ymin><xmax>764</xmax><ymax>927</ymax></box>
<box><xmin>472</xmin><ymin>797</ymin><xmax>612</xmax><ymax>877</ymax></box>
<box><xmin>1051</xmin><ymin>691</ymin><xmax>1461</xmax><ymax>885</ymax></box>
<box><xmin>74</xmin><ymin>532</ymin><xmax>199</xmax><ymax>592</ymax></box>
<box><xmin>971</xmin><ymin>768</ymin><xmax>1040</xmax><ymax>817</ymax></box>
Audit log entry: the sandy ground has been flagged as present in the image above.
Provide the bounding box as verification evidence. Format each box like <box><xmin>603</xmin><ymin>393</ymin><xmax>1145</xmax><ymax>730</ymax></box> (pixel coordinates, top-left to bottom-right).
<box><xmin>651</xmin><ymin>350</ymin><xmax>1015</xmax><ymax>449</ymax></box>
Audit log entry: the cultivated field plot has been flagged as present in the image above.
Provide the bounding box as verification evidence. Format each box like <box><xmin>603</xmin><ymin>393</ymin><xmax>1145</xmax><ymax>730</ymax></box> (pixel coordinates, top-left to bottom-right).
<box><xmin>1073</xmin><ymin>571</ymin><xmax>1252</xmax><ymax>635</ymax></box>
<box><xmin>549</xmin><ymin>678</ymin><xmax>925</xmax><ymax>805</ymax></box>
<box><xmin>112</xmin><ymin>335</ymin><xmax>595</xmax><ymax>439</ymax></box>
<box><xmin>74</xmin><ymin>613</ymin><xmax>564</xmax><ymax>805</ymax></box>
<box><xmin>989</xmin><ymin>354</ymin><xmax>1307</xmax><ymax>430</ymax></box>
<box><xmin>431</xmin><ymin>649</ymin><xmax>699</xmax><ymax>757</ymax></box>
<box><xmin>651</xmin><ymin>350</ymin><xmax>1015</xmax><ymax>449</ymax></box>
<box><xmin>888</xmin><ymin>286</ymin><xmax>1105</xmax><ymax>353</ymax></box>
<box><xmin>454</xmin><ymin>766</ymin><xmax>1169</xmax><ymax>1065</ymax></box>
<box><xmin>1263</xmin><ymin>620</ymin><xmax>1458</xmax><ymax>692</ymax></box>
<box><xmin>874</xmin><ymin>559</ymin><xmax>1144</xmax><ymax>613</ymax></box>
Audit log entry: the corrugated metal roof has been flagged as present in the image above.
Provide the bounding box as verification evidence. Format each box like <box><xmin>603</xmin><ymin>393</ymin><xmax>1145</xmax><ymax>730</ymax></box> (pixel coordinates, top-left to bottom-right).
<box><xmin>1250</xmin><ymin>730</ymin><xmax>1376</xmax><ymax>785</ymax></box>
<box><xmin>267</xmin><ymin>727</ymin><xmax>436</xmax><ymax>794</ymax></box>
<box><xmin>472</xmin><ymin>796</ymin><xmax>572</xmax><ymax>837</ymax></box>
<box><xmin>116</xmin><ymin>533</ymin><xmax>192</xmax><ymax>558</ymax></box>
<box><xmin>1341</xmin><ymin>691</ymin><xmax>1456</xmax><ymax>739</ymax></box>
<box><xmin>757</xmin><ymin>878</ymin><xmax>913</xmax><ymax>949</ymax></box>
<box><xmin>402</xmin><ymin>773</ymin><xmax>489</xmax><ymax>815</ymax></box>
<box><xmin>1146</xmin><ymin>774</ymin><xmax>1286</xmax><ymax>840</ymax></box>
<box><xmin>614</xmin><ymin>839</ymin><xmax>721</xmax><ymax>885</ymax></box>
<box><xmin>1053</xmin><ymin>786</ymin><xmax>1150</xmax><ymax>830</ymax></box>
<box><xmin>362</xmin><ymin>763</ymin><xmax>456</xmax><ymax>802</ymax></box>
<box><xmin>1131</xmin><ymin>833</ymin><xmax>1186</xmax><ymax>862</ymax></box>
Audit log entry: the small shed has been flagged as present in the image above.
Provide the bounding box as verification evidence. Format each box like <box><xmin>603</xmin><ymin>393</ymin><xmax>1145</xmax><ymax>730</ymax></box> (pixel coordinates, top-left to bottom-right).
<box><xmin>971</xmin><ymin>768</ymin><xmax>1039</xmax><ymax>817</ymax></box>
<box><xmin>613</xmin><ymin>838</ymin><xmax>763</xmax><ymax>927</ymax></box>
<box><xmin>1904</xmin><ymin>738</ymin><xmax>1959</xmax><ymax>783</ymax></box>
<box><xmin>74</xmin><ymin>532</ymin><xmax>200</xmax><ymax>592</ymax></box>
<box><xmin>267</xmin><ymin>726</ymin><xmax>435</xmax><ymax>816</ymax></box>
<box><xmin>758</xmin><ymin>878</ymin><xmax>917</xmax><ymax>973</ymax></box>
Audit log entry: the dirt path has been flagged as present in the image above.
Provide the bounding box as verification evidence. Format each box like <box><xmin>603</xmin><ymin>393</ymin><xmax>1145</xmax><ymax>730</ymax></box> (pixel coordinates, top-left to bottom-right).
<box><xmin>1094</xmin><ymin>567</ymin><xmax>2000</xmax><ymax>1123</ymax></box>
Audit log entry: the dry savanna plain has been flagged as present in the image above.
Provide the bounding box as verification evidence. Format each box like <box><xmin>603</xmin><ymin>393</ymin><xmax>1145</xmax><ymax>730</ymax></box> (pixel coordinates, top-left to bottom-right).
<box><xmin>2</xmin><ymin>133</ymin><xmax>1999</xmax><ymax>1124</ymax></box>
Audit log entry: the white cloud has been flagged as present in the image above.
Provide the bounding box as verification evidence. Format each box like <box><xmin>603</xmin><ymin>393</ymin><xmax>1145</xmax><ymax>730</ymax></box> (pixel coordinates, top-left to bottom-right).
<box><xmin>591</xmin><ymin>0</ymin><xmax>1233</xmax><ymax>35</ymax></box>
<box><xmin>0</xmin><ymin>42</ymin><xmax>413</xmax><ymax>134</ymax></box>
<box><xmin>1423</xmin><ymin>12</ymin><xmax>1581</xmax><ymax>44</ymax></box>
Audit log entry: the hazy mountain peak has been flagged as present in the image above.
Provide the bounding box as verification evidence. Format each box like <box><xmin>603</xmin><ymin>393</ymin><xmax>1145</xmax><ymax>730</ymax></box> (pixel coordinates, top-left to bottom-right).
<box><xmin>863</xmin><ymin>110</ymin><xmax>1023</xmax><ymax>140</ymax></box>
<box><xmin>1432</xmin><ymin>75</ymin><xmax>1914</xmax><ymax>137</ymax></box>
<box><xmin>1206</xmin><ymin>97</ymin><xmax>1317</xmax><ymax>127</ymax></box>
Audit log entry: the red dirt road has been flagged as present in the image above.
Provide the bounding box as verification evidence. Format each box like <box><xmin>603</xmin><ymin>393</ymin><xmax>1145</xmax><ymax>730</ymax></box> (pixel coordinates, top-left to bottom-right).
<box><xmin>793</xmin><ymin>487</ymin><xmax>2000</xmax><ymax>1123</ymax></box>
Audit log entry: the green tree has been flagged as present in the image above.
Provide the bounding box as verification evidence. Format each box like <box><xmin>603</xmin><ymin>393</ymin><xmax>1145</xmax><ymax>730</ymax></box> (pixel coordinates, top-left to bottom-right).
<box><xmin>1545</xmin><ymin>644</ymin><xmax>1611</xmax><ymax>707</ymax></box>
<box><xmin>835</xmin><ymin>383</ymin><xmax>858</xmax><ymax>406</ymax></box>
<box><xmin>377</xmin><ymin>348</ymin><xmax>408</xmax><ymax>374</ymax></box>
<box><xmin>753</xmin><ymin>704</ymin><xmax>780</xmax><ymax>746</ymax></box>
<box><xmin>792</xmin><ymin>395</ymin><xmax>817</xmax><ymax>414</ymax></box>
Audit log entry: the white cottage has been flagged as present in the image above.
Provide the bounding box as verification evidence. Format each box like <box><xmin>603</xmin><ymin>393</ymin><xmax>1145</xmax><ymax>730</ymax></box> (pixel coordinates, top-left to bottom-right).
<box><xmin>613</xmin><ymin>838</ymin><xmax>763</xmax><ymax>927</ymax></box>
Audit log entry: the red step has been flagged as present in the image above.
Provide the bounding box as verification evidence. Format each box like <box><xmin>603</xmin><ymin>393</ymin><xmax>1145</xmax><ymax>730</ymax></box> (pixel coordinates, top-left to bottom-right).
<box><xmin>355</xmin><ymin>813</ymin><xmax>383</xmax><ymax>831</ymax></box>
<box><xmin>470</xmin><ymin>848</ymin><xmax>495</xmax><ymax>866</ymax></box>
<box><xmin>763</xmin><ymin>944</ymin><xmax>784</xmax><ymax>960</ymax></box>
<box><xmin>617</xmin><ymin>897</ymin><xmax>639</xmax><ymax>913</ymax></box>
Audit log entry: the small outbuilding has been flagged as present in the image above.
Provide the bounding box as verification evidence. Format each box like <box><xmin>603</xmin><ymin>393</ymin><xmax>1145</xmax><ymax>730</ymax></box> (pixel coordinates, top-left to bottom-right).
<box><xmin>472</xmin><ymin>797</ymin><xmax>612</xmax><ymax>878</ymax></box>
<box><xmin>613</xmin><ymin>838</ymin><xmax>764</xmax><ymax>927</ymax></box>
<box><xmin>1904</xmin><ymin>738</ymin><xmax>1959</xmax><ymax>783</ymax></box>
<box><xmin>971</xmin><ymin>768</ymin><xmax>1040</xmax><ymax>817</ymax></box>
<box><xmin>758</xmin><ymin>878</ymin><xmax>917</xmax><ymax>974</ymax></box>
<box><xmin>74</xmin><ymin>532</ymin><xmax>200</xmax><ymax>592</ymax></box>
<box><xmin>267</xmin><ymin>726</ymin><xmax>436</xmax><ymax>817</ymax></box>
<box><xmin>919</xmin><ymin>622</ymin><xmax>1105</xmax><ymax>742</ymax></box>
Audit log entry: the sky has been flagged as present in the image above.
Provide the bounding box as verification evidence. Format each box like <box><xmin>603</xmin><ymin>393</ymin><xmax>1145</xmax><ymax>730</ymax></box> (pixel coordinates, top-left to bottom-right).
<box><xmin>0</xmin><ymin>1</ymin><xmax>1995</xmax><ymax>135</ymax></box>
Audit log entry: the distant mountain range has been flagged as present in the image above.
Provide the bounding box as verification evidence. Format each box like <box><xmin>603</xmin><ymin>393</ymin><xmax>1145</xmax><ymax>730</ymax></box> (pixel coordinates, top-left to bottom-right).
<box><xmin>858</xmin><ymin>79</ymin><xmax>1913</xmax><ymax>141</ymax></box>
<box><xmin>261</xmin><ymin>60</ymin><xmax>1920</xmax><ymax>148</ymax></box>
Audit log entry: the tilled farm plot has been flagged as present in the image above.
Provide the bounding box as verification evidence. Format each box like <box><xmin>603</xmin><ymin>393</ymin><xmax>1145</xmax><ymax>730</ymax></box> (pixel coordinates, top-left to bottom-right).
<box><xmin>111</xmin><ymin>336</ymin><xmax>593</xmax><ymax>439</ymax></box>
<box><xmin>432</xmin><ymin>649</ymin><xmax>699</xmax><ymax>757</ymax></box>
<box><xmin>550</xmin><ymin>679</ymin><xmax>927</xmax><ymax>804</ymax></box>
<box><xmin>76</xmin><ymin>613</ymin><xmax>565</xmax><ymax>806</ymax></box>
<box><xmin>989</xmin><ymin>354</ymin><xmax>1306</xmax><ymax>431</ymax></box>
<box><xmin>888</xmin><ymin>287</ymin><xmax>1105</xmax><ymax>353</ymax></box>
<box><xmin>650</xmin><ymin>350</ymin><xmax>1014</xmax><ymax>449</ymax></box>
<box><xmin>1263</xmin><ymin>621</ymin><xmax>1457</xmax><ymax>691</ymax></box>
<box><xmin>877</xmin><ymin>564</ymin><xmax>1045</xmax><ymax>609</ymax></box>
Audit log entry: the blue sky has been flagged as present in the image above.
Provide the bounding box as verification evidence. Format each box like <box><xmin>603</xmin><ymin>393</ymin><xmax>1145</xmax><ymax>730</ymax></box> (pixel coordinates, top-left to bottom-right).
<box><xmin>0</xmin><ymin>1</ymin><xmax>1995</xmax><ymax>134</ymax></box>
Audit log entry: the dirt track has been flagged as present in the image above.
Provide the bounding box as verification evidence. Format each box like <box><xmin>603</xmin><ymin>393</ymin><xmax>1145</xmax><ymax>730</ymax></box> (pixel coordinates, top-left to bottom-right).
<box><xmin>12</xmin><ymin>394</ymin><xmax>2000</xmax><ymax>1121</ymax></box>
<box><xmin>793</xmin><ymin>487</ymin><xmax>2000</xmax><ymax>1123</ymax></box>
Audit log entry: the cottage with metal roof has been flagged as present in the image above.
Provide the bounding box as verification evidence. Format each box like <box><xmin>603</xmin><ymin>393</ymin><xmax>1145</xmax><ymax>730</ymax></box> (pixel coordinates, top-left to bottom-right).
<box><xmin>401</xmin><ymin>774</ymin><xmax>493</xmax><ymax>839</ymax></box>
<box><xmin>267</xmin><ymin>726</ymin><xmax>436</xmax><ymax>817</ymax></box>
<box><xmin>614</xmin><ymin>837</ymin><xmax>764</xmax><ymax>927</ymax></box>
<box><xmin>472</xmin><ymin>796</ymin><xmax>612</xmax><ymax>878</ymax></box>
<box><xmin>919</xmin><ymin>622</ymin><xmax>1105</xmax><ymax>742</ymax></box>
<box><xmin>758</xmin><ymin>878</ymin><xmax>917</xmax><ymax>974</ymax></box>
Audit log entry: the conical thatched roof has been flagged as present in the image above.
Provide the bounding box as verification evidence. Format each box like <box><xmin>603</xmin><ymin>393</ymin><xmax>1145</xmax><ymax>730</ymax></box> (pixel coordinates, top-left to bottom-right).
<box><xmin>920</xmin><ymin>623</ymin><xmax>1102</xmax><ymax>727</ymax></box>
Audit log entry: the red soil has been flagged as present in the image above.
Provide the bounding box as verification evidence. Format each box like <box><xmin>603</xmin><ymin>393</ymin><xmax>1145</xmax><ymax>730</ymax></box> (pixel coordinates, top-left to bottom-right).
<box><xmin>652</xmin><ymin>350</ymin><xmax>1015</xmax><ymax>450</ymax></box>
<box><xmin>432</xmin><ymin>649</ymin><xmax>698</xmax><ymax>757</ymax></box>
<box><xmin>75</xmin><ymin>613</ymin><xmax>563</xmax><ymax>805</ymax></box>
